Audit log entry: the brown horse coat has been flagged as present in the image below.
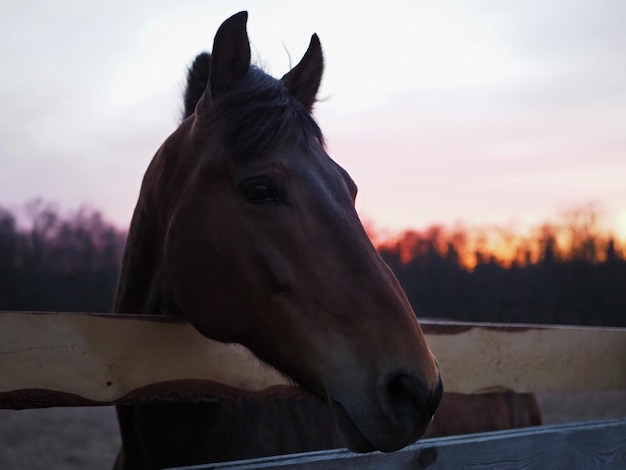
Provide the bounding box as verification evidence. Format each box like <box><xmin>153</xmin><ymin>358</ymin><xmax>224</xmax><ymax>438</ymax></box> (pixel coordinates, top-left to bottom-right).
<box><xmin>113</xmin><ymin>12</ymin><xmax>443</xmax><ymax>470</ymax></box>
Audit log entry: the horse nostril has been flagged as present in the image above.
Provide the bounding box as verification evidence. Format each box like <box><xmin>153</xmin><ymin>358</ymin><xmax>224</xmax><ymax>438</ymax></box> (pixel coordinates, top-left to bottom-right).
<box><xmin>384</xmin><ymin>374</ymin><xmax>428</xmax><ymax>420</ymax></box>
<box><xmin>384</xmin><ymin>373</ymin><xmax>443</xmax><ymax>423</ymax></box>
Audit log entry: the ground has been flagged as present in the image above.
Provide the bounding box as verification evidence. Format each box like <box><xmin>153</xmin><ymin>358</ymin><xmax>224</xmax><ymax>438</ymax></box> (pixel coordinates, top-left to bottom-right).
<box><xmin>1</xmin><ymin>391</ymin><xmax>625</xmax><ymax>469</ymax></box>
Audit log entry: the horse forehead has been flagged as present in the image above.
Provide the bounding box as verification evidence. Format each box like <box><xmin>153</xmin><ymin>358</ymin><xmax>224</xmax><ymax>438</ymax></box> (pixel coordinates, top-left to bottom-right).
<box><xmin>167</xmin><ymin>115</ymin><xmax>347</xmax><ymax>196</ymax></box>
<box><xmin>269</xmin><ymin>141</ymin><xmax>347</xmax><ymax>187</ymax></box>
<box><xmin>218</xmin><ymin>133</ymin><xmax>324</xmax><ymax>171</ymax></box>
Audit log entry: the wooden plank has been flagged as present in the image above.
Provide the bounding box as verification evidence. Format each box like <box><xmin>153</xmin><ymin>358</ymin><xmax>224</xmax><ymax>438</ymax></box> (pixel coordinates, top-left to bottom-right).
<box><xmin>174</xmin><ymin>419</ymin><xmax>626</xmax><ymax>469</ymax></box>
<box><xmin>0</xmin><ymin>311</ymin><xmax>625</xmax><ymax>408</ymax></box>
<box><xmin>0</xmin><ymin>311</ymin><xmax>292</xmax><ymax>409</ymax></box>
<box><xmin>420</xmin><ymin>320</ymin><xmax>626</xmax><ymax>395</ymax></box>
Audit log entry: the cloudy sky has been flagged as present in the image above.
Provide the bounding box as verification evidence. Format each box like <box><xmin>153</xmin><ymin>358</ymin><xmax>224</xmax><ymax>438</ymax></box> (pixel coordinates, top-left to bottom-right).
<box><xmin>1</xmin><ymin>0</ymin><xmax>625</xmax><ymax>238</ymax></box>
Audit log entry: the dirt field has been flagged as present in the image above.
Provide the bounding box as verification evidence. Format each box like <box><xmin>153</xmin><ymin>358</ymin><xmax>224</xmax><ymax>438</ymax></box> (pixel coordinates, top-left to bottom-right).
<box><xmin>1</xmin><ymin>391</ymin><xmax>624</xmax><ymax>470</ymax></box>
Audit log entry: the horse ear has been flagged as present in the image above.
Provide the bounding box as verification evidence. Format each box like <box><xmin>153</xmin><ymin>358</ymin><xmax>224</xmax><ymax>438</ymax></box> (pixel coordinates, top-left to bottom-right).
<box><xmin>282</xmin><ymin>34</ymin><xmax>324</xmax><ymax>111</ymax></box>
<box><xmin>208</xmin><ymin>11</ymin><xmax>251</xmax><ymax>100</ymax></box>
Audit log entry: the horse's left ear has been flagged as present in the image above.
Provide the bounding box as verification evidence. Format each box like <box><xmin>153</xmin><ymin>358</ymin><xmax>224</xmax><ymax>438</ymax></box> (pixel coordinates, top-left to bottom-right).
<box><xmin>208</xmin><ymin>11</ymin><xmax>251</xmax><ymax>100</ymax></box>
<box><xmin>282</xmin><ymin>34</ymin><xmax>324</xmax><ymax>111</ymax></box>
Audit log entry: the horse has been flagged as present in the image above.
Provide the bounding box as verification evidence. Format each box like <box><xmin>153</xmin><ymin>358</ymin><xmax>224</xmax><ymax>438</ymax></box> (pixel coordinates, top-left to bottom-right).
<box><xmin>170</xmin><ymin>14</ymin><xmax>543</xmax><ymax>461</ymax></box>
<box><xmin>113</xmin><ymin>11</ymin><xmax>442</xmax><ymax>469</ymax></box>
<box><xmin>167</xmin><ymin>44</ymin><xmax>543</xmax><ymax>465</ymax></box>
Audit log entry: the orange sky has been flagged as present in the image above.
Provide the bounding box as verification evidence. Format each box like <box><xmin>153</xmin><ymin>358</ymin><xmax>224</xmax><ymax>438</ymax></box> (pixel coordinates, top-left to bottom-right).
<box><xmin>1</xmin><ymin>1</ymin><xmax>625</xmax><ymax>239</ymax></box>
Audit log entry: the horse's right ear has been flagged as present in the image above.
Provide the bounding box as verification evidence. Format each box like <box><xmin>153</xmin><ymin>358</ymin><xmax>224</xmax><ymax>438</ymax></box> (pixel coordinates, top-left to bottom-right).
<box><xmin>203</xmin><ymin>11</ymin><xmax>251</xmax><ymax>102</ymax></box>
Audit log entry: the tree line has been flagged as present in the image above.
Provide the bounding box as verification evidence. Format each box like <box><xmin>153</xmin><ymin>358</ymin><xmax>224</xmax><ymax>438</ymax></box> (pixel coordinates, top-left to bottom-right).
<box><xmin>0</xmin><ymin>200</ymin><xmax>623</xmax><ymax>327</ymax></box>
<box><xmin>0</xmin><ymin>200</ymin><xmax>125</xmax><ymax>313</ymax></box>
<box><xmin>377</xmin><ymin>210</ymin><xmax>625</xmax><ymax>327</ymax></box>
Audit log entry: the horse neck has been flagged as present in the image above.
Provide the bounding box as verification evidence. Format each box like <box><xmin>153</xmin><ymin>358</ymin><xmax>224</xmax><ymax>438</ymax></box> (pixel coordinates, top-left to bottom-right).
<box><xmin>115</xmin><ymin>124</ymin><xmax>201</xmax><ymax>319</ymax></box>
<box><xmin>114</xmin><ymin>199</ymin><xmax>179</xmax><ymax>318</ymax></box>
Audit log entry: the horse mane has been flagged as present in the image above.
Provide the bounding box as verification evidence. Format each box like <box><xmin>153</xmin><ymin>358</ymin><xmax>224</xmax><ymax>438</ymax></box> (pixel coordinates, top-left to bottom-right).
<box><xmin>183</xmin><ymin>52</ymin><xmax>211</xmax><ymax>120</ymax></box>
<box><xmin>182</xmin><ymin>52</ymin><xmax>324</xmax><ymax>158</ymax></box>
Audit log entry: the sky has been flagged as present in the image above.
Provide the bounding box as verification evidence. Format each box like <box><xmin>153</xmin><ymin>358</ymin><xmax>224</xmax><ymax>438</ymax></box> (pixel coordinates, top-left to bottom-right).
<box><xmin>1</xmin><ymin>0</ymin><xmax>625</xmax><ymax>239</ymax></box>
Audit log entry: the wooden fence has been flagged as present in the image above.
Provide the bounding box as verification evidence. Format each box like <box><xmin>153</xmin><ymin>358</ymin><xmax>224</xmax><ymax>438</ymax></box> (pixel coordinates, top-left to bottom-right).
<box><xmin>1</xmin><ymin>311</ymin><xmax>625</xmax><ymax>468</ymax></box>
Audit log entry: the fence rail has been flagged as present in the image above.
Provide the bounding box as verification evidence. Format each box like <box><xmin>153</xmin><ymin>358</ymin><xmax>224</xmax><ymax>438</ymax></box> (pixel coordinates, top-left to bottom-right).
<box><xmin>1</xmin><ymin>311</ymin><xmax>625</xmax><ymax>409</ymax></box>
<box><xmin>172</xmin><ymin>419</ymin><xmax>626</xmax><ymax>469</ymax></box>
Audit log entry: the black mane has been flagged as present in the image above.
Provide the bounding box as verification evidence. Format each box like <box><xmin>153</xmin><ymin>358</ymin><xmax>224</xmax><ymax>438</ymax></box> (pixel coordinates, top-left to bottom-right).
<box><xmin>183</xmin><ymin>52</ymin><xmax>211</xmax><ymax>120</ymax></box>
<box><xmin>182</xmin><ymin>53</ymin><xmax>324</xmax><ymax>158</ymax></box>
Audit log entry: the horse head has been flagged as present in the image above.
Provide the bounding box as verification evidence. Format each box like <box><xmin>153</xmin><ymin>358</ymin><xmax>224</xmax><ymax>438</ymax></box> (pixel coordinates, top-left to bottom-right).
<box><xmin>116</xmin><ymin>11</ymin><xmax>442</xmax><ymax>455</ymax></box>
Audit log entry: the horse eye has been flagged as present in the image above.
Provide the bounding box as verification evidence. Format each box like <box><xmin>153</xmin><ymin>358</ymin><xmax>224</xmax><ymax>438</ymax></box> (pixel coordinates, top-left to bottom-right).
<box><xmin>241</xmin><ymin>179</ymin><xmax>281</xmax><ymax>203</ymax></box>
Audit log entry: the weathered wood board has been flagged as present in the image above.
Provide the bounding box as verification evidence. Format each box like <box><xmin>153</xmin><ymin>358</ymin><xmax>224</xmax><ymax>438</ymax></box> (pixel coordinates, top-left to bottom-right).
<box><xmin>0</xmin><ymin>311</ymin><xmax>624</xmax><ymax>408</ymax></box>
<box><xmin>176</xmin><ymin>419</ymin><xmax>626</xmax><ymax>469</ymax></box>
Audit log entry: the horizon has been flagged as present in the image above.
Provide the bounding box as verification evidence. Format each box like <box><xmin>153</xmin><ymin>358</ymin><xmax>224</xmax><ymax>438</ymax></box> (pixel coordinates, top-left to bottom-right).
<box><xmin>1</xmin><ymin>1</ymin><xmax>625</xmax><ymax>239</ymax></box>
<box><xmin>4</xmin><ymin>196</ymin><xmax>624</xmax><ymax>271</ymax></box>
